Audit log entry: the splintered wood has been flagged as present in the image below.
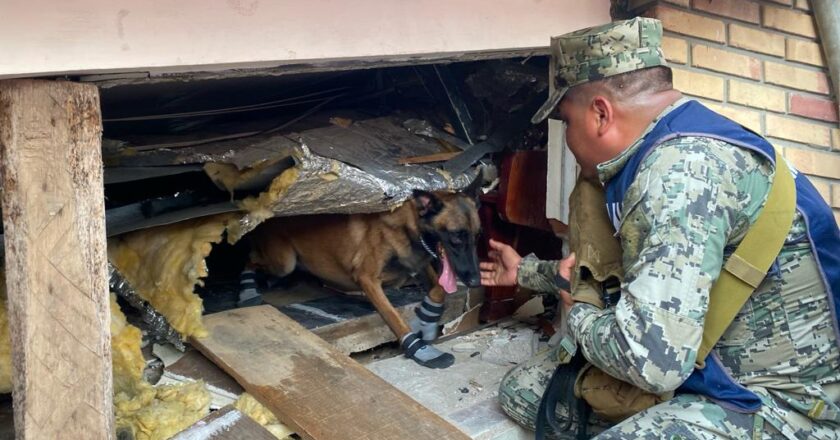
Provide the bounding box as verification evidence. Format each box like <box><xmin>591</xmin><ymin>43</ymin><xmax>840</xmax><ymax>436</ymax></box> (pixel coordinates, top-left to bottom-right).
<box><xmin>192</xmin><ymin>306</ymin><xmax>470</xmax><ymax>440</ymax></box>
<box><xmin>0</xmin><ymin>80</ymin><xmax>113</xmax><ymax>438</ymax></box>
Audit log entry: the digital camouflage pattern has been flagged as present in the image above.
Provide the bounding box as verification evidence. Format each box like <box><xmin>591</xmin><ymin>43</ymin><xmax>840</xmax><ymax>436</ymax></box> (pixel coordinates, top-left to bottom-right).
<box><xmin>506</xmin><ymin>98</ymin><xmax>840</xmax><ymax>439</ymax></box>
<box><xmin>532</xmin><ymin>17</ymin><xmax>668</xmax><ymax>123</ymax></box>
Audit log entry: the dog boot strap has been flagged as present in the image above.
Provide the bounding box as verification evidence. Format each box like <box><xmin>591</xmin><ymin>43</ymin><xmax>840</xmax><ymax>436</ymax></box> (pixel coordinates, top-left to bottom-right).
<box><xmin>409</xmin><ymin>298</ymin><xmax>444</xmax><ymax>341</ymax></box>
<box><xmin>401</xmin><ymin>333</ymin><xmax>454</xmax><ymax>369</ymax></box>
<box><xmin>238</xmin><ymin>269</ymin><xmax>263</xmax><ymax>307</ymax></box>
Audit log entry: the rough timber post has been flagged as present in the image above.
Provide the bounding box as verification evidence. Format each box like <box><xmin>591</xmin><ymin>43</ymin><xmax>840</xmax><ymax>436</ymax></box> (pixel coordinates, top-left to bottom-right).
<box><xmin>0</xmin><ymin>79</ymin><xmax>113</xmax><ymax>439</ymax></box>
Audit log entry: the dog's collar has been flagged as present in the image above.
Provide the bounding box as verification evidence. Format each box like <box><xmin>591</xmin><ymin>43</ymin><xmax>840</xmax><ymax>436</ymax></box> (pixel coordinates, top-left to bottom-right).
<box><xmin>418</xmin><ymin>234</ymin><xmax>439</xmax><ymax>260</ymax></box>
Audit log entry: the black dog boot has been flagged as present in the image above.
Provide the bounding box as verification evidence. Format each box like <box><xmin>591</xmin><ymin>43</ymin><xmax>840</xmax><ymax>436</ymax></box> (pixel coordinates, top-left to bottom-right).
<box><xmin>401</xmin><ymin>333</ymin><xmax>454</xmax><ymax>369</ymax></box>
<box><xmin>237</xmin><ymin>268</ymin><xmax>264</xmax><ymax>308</ymax></box>
<box><xmin>409</xmin><ymin>297</ymin><xmax>444</xmax><ymax>341</ymax></box>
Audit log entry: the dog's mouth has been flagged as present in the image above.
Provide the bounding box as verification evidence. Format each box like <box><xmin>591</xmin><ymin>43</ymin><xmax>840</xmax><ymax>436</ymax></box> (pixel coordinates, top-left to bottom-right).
<box><xmin>437</xmin><ymin>244</ymin><xmax>458</xmax><ymax>294</ymax></box>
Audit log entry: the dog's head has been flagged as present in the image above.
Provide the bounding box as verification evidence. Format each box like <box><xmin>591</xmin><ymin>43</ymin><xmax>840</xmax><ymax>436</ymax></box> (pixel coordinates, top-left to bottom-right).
<box><xmin>413</xmin><ymin>174</ymin><xmax>483</xmax><ymax>291</ymax></box>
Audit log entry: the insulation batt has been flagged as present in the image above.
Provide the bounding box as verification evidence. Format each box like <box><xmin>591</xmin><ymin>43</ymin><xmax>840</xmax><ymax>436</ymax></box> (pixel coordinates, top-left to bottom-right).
<box><xmin>233</xmin><ymin>393</ymin><xmax>295</xmax><ymax>439</ymax></box>
<box><xmin>108</xmin><ymin>213</ymin><xmax>237</xmax><ymax>339</ymax></box>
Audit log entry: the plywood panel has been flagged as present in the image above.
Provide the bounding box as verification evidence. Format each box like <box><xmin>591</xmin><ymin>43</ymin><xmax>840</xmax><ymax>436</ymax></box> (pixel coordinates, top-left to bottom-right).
<box><xmin>192</xmin><ymin>305</ymin><xmax>470</xmax><ymax>440</ymax></box>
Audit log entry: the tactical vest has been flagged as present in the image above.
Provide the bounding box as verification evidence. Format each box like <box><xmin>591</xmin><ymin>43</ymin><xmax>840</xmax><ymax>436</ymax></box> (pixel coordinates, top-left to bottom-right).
<box><xmin>603</xmin><ymin>100</ymin><xmax>840</xmax><ymax>412</ymax></box>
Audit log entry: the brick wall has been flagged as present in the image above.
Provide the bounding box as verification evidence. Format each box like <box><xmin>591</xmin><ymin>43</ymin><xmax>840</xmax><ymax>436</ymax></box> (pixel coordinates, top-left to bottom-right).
<box><xmin>637</xmin><ymin>0</ymin><xmax>840</xmax><ymax>225</ymax></box>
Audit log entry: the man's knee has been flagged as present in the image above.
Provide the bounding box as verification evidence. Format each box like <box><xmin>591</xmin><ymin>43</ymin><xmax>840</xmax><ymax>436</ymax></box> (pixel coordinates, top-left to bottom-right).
<box><xmin>498</xmin><ymin>365</ymin><xmax>541</xmax><ymax>430</ymax></box>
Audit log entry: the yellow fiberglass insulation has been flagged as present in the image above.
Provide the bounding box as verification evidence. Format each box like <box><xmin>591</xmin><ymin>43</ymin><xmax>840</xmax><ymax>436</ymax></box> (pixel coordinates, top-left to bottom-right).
<box><xmin>108</xmin><ymin>213</ymin><xmax>237</xmax><ymax>339</ymax></box>
<box><xmin>110</xmin><ymin>293</ymin><xmax>145</xmax><ymax>394</ymax></box>
<box><xmin>111</xmin><ymin>292</ymin><xmax>212</xmax><ymax>440</ymax></box>
<box><xmin>227</xmin><ymin>166</ymin><xmax>300</xmax><ymax>243</ymax></box>
<box><xmin>234</xmin><ymin>393</ymin><xmax>295</xmax><ymax>439</ymax></box>
<box><xmin>115</xmin><ymin>380</ymin><xmax>211</xmax><ymax>440</ymax></box>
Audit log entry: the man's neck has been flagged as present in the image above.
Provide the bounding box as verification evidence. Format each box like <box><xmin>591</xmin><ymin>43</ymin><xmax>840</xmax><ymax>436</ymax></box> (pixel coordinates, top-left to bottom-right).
<box><xmin>622</xmin><ymin>89</ymin><xmax>683</xmax><ymax>143</ymax></box>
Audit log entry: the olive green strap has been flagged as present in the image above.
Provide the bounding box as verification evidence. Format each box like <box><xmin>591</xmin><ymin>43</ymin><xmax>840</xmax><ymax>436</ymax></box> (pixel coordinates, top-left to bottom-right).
<box><xmin>697</xmin><ymin>150</ymin><xmax>796</xmax><ymax>366</ymax></box>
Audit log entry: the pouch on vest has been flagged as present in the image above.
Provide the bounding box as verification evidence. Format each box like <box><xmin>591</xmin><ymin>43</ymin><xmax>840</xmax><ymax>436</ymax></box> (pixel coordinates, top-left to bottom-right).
<box><xmin>566</xmin><ymin>176</ymin><xmax>670</xmax><ymax>422</ymax></box>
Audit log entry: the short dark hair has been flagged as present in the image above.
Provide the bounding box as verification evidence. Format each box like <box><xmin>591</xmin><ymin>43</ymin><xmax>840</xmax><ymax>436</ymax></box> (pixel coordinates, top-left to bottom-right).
<box><xmin>566</xmin><ymin>66</ymin><xmax>673</xmax><ymax>104</ymax></box>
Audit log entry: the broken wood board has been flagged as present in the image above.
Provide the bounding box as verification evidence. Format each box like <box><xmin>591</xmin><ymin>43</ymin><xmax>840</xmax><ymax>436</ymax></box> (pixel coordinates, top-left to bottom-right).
<box><xmin>398</xmin><ymin>151</ymin><xmax>460</xmax><ymax>165</ymax></box>
<box><xmin>312</xmin><ymin>302</ymin><xmax>416</xmax><ymax>354</ymax></box>
<box><xmin>191</xmin><ymin>305</ymin><xmax>470</xmax><ymax>440</ymax></box>
<box><xmin>172</xmin><ymin>405</ymin><xmax>276</xmax><ymax>440</ymax></box>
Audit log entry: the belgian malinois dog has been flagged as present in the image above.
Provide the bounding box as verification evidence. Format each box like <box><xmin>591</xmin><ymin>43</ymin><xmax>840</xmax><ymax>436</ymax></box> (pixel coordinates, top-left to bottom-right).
<box><xmin>246</xmin><ymin>177</ymin><xmax>482</xmax><ymax>368</ymax></box>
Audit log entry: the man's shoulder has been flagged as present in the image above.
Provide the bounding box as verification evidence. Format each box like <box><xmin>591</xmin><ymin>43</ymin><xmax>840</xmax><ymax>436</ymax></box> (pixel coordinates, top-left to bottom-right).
<box><xmin>638</xmin><ymin>136</ymin><xmax>766</xmax><ymax>181</ymax></box>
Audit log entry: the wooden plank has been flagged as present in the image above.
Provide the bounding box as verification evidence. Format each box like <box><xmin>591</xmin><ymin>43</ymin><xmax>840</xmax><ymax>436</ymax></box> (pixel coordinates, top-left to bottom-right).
<box><xmin>398</xmin><ymin>152</ymin><xmax>460</xmax><ymax>165</ymax></box>
<box><xmin>312</xmin><ymin>302</ymin><xmax>416</xmax><ymax>354</ymax></box>
<box><xmin>0</xmin><ymin>79</ymin><xmax>113</xmax><ymax>438</ymax></box>
<box><xmin>191</xmin><ymin>305</ymin><xmax>470</xmax><ymax>440</ymax></box>
<box><xmin>172</xmin><ymin>406</ymin><xmax>276</xmax><ymax>440</ymax></box>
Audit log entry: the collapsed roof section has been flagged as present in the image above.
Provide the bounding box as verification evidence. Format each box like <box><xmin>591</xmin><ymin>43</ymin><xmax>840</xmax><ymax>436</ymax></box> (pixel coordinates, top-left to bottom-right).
<box><xmin>104</xmin><ymin>115</ymin><xmax>479</xmax><ymax>240</ymax></box>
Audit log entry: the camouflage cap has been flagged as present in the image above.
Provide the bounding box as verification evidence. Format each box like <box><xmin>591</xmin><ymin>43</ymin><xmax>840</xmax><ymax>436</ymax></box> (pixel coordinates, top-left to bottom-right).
<box><xmin>531</xmin><ymin>17</ymin><xmax>667</xmax><ymax>123</ymax></box>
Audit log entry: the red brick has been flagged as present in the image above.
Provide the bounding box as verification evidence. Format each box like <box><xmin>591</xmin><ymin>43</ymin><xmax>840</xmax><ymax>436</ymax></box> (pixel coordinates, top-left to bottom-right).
<box><xmin>762</xmin><ymin>6</ymin><xmax>818</xmax><ymax>38</ymax></box>
<box><xmin>832</xmin><ymin>184</ymin><xmax>840</xmax><ymax>208</ymax></box>
<box><xmin>692</xmin><ymin>0</ymin><xmax>759</xmax><ymax>24</ymax></box>
<box><xmin>649</xmin><ymin>6</ymin><xmax>725</xmax><ymax>43</ymax></box>
<box><xmin>672</xmin><ymin>69</ymin><xmax>725</xmax><ymax>101</ymax></box>
<box><xmin>796</xmin><ymin>0</ymin><xmax>810</xmax><ymax>11</ymax></box>
<box><xmin>729</xmin><ymin>24</ymin><xmax>785</xmax><ymax>57</ymax></box>
<box><xmin>789</xmin><ymin>94</ymin><xmax>839</xmax><ymax>123</ymax></box>
<box><xmin>662</xmin><ymin>36</ymin><xmax>688</xmax><ymax>64</ymax></box>
<box><xmin>692</xmin><ymin>45</ymin><xmax>761</xmax><ymax>80</ymax></box>
<box><xmin>765</xmin><ymin>62</ymin><xmax>831</xmax><ymax>95</ymax></box>
<box><xmin>786</xmin><ymin>39</ymin><xmax>825</xmax><ymax>67</ymax></box>
<box><xmin>784</xmin><ymin>148</ymin><xmax>840</xmax><ymax>179</ymax></box>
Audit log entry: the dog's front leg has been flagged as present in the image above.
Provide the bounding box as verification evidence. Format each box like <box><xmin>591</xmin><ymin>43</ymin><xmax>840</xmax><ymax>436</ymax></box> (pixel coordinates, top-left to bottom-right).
<box><xmin>357</xmin><ymin>276</ymin><xmax>454</xmax><ymax>369</ymax></box>
<box><xmin>409</xmin><ymin>265</ymin><xmax>447</xmax><ymax>342</ymax></box>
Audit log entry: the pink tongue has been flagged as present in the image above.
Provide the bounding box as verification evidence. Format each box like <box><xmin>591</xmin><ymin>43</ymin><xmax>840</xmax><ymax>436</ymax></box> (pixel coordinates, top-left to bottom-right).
<box><xmin>439</xmin><ymin>251</ymin><xmax>458</xmax><ymax>294</ymax></box>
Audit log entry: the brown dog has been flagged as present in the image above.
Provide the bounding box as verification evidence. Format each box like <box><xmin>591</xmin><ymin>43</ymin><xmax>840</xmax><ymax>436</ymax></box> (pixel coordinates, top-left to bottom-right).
<box><xmin>246</xmin><ymin>183</ymin><xmax>482</xmax><ymax>368</ymax></box>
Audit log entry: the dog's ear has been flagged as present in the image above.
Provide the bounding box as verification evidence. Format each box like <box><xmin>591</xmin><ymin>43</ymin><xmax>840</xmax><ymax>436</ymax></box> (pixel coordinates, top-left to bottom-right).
<box><xmin>464</xmin><ymin>168</ymin><xmax>484</xmax><ymax>200</ymax></box>
<box><xmin>413</xmin><ymin>190</ymin><xmax>443</xmax><ymax>218</ymax></box>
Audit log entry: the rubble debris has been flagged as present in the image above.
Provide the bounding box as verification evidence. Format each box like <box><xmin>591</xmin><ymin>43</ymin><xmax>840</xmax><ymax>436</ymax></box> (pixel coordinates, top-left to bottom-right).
<box><xmin>480</xmin><ymin>328</ymin><xmax>538</xmax><ymax>366</ymax></box>
<box><xmin>451</xmin><ymin>342</ymin><xmax>478</xmax><ymax>353</ymax></box>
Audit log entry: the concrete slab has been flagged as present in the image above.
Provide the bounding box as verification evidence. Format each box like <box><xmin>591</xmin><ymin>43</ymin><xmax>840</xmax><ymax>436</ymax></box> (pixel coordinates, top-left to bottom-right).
<box><xmin>366</xmin><ymin>324</ymin><xmax>536</xmax><ymax>440</ymax></box>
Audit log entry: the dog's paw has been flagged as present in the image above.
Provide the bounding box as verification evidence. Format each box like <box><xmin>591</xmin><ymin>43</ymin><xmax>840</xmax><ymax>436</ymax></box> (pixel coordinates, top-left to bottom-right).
<box><xmin>401</xmin><ymin>333</ymin><xmax>455</xmax><ymax>369</ymax></box>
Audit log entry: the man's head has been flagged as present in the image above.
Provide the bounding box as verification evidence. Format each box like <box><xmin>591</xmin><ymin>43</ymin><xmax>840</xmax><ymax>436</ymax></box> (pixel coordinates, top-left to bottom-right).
<box><xmin>533</xmin><ymin>17</ymin><xmax>679</xmax><ymax>178</ymax></box>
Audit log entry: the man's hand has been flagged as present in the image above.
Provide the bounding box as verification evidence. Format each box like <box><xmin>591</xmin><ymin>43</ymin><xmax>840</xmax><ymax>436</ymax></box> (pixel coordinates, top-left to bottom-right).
<box><xmin>480</xmin><ymin>239</ymin><xmax>522</xmax><ymax>287</ymax></box>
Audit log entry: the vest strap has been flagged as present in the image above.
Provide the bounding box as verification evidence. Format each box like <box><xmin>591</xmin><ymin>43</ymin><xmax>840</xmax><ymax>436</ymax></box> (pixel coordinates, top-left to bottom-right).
<box><xmin>697</xmin><ymin>150</ymin><xmax>796</xmax><ymax>366</ymax></box>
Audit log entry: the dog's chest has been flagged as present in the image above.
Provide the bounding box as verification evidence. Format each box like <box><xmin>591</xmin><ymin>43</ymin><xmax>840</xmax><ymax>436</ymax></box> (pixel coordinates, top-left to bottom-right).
<box><xmin>384</xmin><ymin>241</ymin><xmax>432</xmax><ymax>279</ymax></box>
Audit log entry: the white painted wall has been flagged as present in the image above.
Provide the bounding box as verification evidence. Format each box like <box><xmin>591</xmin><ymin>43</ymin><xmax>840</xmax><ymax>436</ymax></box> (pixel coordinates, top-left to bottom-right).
<box><xmin>0</xmin><ymin>0</ymin><xmax>610</xmax><ymax>78</ymax></box>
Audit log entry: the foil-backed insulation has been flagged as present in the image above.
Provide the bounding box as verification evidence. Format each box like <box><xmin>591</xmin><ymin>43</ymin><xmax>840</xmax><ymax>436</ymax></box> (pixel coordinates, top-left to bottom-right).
<box><xmin>109</xmin><ymin>263</ymin><xmax>186</xmax><ymax>351</ymax></box>
<box><xmin>105</xmin><ymin>116</ymin><xmax>478</xmax><ymax>240</ymax></box>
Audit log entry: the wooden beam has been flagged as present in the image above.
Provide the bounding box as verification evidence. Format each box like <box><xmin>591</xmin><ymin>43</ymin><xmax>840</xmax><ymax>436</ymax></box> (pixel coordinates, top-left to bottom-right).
<box><xmin>0</xmin><ymin>79</ymin><xmax>113</xmax><ymax>439</ymax></box>
<box><xmin>192</xmin><ymin>306</ymin><xmax>470</xmax><ymax>440</ymax></box>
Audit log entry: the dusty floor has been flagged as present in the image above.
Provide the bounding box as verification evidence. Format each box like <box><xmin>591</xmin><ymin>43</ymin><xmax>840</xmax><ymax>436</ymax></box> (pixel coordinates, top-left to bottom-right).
<box><xmin>365</xmin><ymin>322</ymin><xmax>538</xmax><ymax>440</ymax></box>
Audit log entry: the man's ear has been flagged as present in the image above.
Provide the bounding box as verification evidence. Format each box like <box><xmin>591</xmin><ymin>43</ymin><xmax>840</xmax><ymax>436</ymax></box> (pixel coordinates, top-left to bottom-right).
<box><xmin>413</xmin><ymin>190</ymin><xmax>443</xmax><ymax>218</ymax></box>
<box><xmin>591</xmin><ymin>96</ymin><xmax>614</xmax><ymax>136</ymax></box>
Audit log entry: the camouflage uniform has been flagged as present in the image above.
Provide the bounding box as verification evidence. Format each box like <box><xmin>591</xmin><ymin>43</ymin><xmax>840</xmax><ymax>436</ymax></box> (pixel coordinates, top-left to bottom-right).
<box><xmin>502</xmin><ymin>16</ymin><xmax>840</xmax><ymax>440</ymax></box>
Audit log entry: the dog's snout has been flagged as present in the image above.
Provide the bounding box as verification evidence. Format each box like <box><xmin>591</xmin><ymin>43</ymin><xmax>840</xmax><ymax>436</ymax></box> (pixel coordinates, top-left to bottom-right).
<box><xmin>466</xmin><ymin>275</ymin><xmax>481</xmax><ymax>288</ymax></box>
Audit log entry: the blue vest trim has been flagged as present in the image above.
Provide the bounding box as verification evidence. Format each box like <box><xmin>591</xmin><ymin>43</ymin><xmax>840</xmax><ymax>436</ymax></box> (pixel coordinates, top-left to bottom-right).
<box><xmin>603</xmin><ymin>100</ymin><xmax>840</xmax><ymax>413</ymax></box>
